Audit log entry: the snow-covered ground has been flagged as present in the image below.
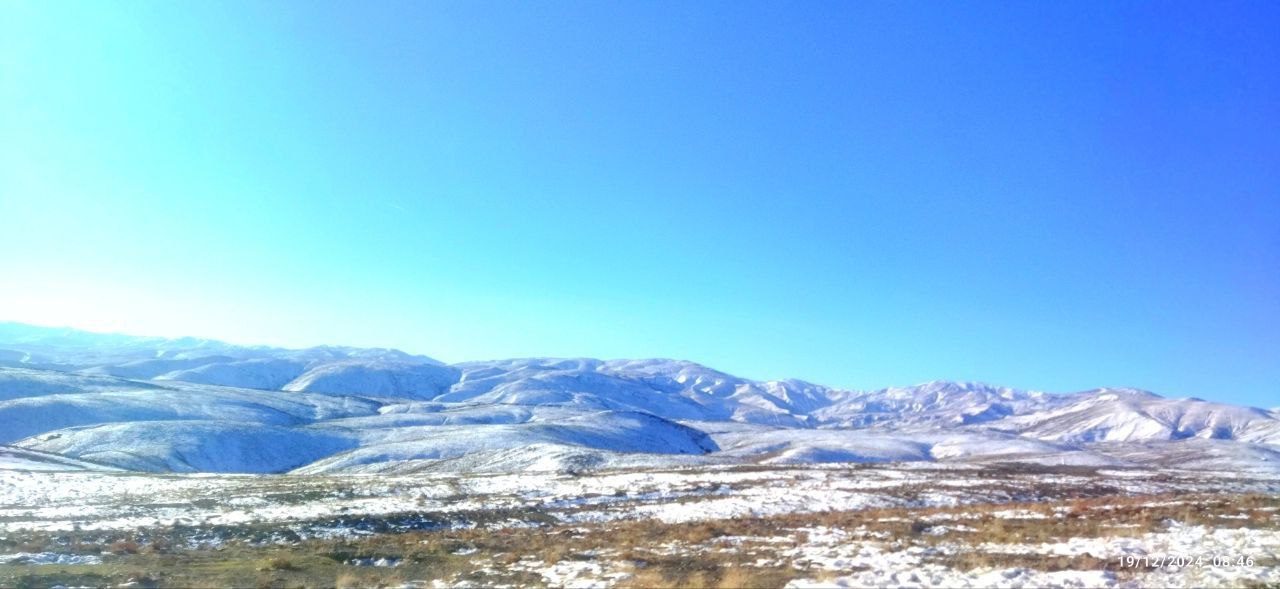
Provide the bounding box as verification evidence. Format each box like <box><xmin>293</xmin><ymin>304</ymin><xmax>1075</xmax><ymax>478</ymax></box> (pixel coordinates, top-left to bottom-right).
<box><xmin>1</xmin><ymin>462</ymin><xmax>1274</xmax><ymax>537</ymax></box>
<box><xmin>2</xmin><ymin>457</ymin><xmax>1277</xmax><ymax>587</ymax></box>
<box><xmin>2</xmin><ymin>322</ymin><xmax>1278</xmax><ymax>586</ymax></box>
<box><xmin>780</xmin><ymin>520</ymin><xmax>1280</xmax><ymax>589</ymax></box>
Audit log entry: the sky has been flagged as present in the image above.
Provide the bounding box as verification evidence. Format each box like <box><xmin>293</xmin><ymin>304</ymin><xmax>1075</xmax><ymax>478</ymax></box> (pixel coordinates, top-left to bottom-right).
<box><xmin>1</xmin><ymin>2</ymin><xmax>1276</xmax><ymax>407</ymax></box>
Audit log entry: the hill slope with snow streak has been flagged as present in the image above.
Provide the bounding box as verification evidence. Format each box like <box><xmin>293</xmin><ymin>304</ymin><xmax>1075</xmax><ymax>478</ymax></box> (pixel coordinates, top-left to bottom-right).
<box><xmin>16</xmin><ymin>421</ymin><xmax>358</xmax><ymax>473</ymax></box>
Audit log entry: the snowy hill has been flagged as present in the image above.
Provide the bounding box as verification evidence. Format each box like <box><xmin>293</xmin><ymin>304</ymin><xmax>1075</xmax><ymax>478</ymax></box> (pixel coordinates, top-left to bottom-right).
<box><xmin>0</xmin><ymin>366</ymin><xmax>164</xmax><ymax>401</ymax></box>
<box><xmin>16</xmin><ymin>421</ymin><xmax>358</xmax><ymax>473</ymax></box>
<box><xmin>813</xmin><ymin>380</ymin><xmax>1063</xmax><ymax>428</ymax></box>
<box><xmin>283</xmin><ymin>360</ymin><xmax>461</xmax><ymax>399</ymax></box>
<box><xmin>0</xmin><ymin>322</ymin><xmax>1275</xmax><ymax>475</ymax></box>
<box><xmin>295</xmin><ymin>410</ymin><xmax>716</xmax><ymax>474</ymax></box>
<box><xmin>0</xmin><ymin>322</ymin><xmax>445</xmax><ymax>397</ymax></box>
<box><xmin>0</xmin><ymin>445</ymin><xmax>120</xmax><ymax>472</ymax></box>
<box><xmin>154</xmin><ymin>358</ymin><xmax>308</xmax><ymax>390</ymax></box>
<box><xmin>0</xmin><ymin>370</ymin><xmax>381</xmax><ymax>444</ymax></box>
<box><xmin>992</xmin><ymin>388</ymin><xmax>1280</xmax><ymax>445</ymax></box>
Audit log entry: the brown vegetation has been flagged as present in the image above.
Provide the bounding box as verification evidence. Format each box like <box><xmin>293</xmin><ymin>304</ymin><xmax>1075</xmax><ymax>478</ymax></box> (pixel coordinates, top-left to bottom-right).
<box><xmin>1</xmin><ymin>492</ymin><xmax>1276</xmax><ymax>588</ymax></box>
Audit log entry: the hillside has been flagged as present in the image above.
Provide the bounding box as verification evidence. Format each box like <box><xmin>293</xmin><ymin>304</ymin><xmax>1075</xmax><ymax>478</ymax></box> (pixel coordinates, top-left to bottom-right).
<box><xmin>0</xmin><ymin>322</ymin><xmax>1275</xmax><ymax>475</ymax></box>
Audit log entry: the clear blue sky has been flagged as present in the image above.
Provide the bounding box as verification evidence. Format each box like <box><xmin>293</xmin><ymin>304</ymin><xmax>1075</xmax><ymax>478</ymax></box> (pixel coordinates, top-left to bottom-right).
<box><xmin>1</xmin><ymin>1</ymin><xmax>1276</xmax><ymax>406</ymax></box>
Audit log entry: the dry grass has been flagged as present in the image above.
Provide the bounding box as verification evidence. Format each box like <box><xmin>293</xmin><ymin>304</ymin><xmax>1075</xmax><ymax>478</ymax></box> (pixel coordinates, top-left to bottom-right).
<box><xmin>106</xmin><ymin>539</ymin><xmax>141</xmax><ymax>555</ymax></box>
<box><xmin>3</xmin><ymin>492</ymin><xmax>1276</xmax><ymax>588</ymax></box>
<box><xmin>256</xmin><ymin>555</ymin><xmax>298</xmax><ymax>571</ymax></box>
<box><xmin>333</xmin><ymin>571</ymin><xmax>406</xmax><ymax>589</ymax></box>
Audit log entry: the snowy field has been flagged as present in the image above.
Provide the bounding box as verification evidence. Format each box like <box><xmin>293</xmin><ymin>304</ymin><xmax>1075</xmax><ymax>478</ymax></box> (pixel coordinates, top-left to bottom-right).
<box><xmin>2</xmin><ymin>324</ymin><xmax>1279</xmax><ymax>586</ymax></box>
<box><xmin>1</xmin><ymin>462</ymin><xmax>1277</xmax><ymax>588</ymax></box>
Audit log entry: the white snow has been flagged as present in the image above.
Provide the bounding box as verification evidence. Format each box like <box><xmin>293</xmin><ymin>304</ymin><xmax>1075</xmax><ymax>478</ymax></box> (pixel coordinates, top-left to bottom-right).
<box><xmin>0</xmin><ymin>552</ymin><xmax>104</xmax><ymax>565</ymax></box>
<box><xmin>15</xmin><ymin>421</ymin><xmax>359</xmax><ymax>473</ymax></box>
<box><xmin>1</xmin><ymin>322</ymin><xmax>1276</xmax><ymax>476</ymax></box>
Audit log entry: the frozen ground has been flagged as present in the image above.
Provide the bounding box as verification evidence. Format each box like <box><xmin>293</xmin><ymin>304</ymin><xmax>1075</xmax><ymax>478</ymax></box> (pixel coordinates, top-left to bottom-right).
<box><xmin>2</xmin><ymin>323</ymin><xmax>1278</xmax><ymax>586</ymax></box>
<box><xmin>2</xmin><ymin>462</ymin><xmax>1275</xmax><ymax>536</ymax></box>
<box><xmin>0</xmin><ymin>462</ymin><xmax>1276</xmax><ymax>588</ymax></box>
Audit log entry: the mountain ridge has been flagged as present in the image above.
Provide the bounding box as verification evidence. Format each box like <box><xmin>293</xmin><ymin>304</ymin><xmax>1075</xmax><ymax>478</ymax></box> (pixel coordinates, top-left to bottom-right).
<box><xmin>0</xmin><ymin>322</ymin><xmax>1275</xmax><ymax>475</ymax></box>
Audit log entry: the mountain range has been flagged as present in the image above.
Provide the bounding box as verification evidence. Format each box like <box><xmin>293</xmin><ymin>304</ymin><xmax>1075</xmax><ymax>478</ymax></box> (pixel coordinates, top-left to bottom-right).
<box><xmin>1</xmin><ymin>321</ymin><xmax>1276</xmax><ymax>475</ymax></box>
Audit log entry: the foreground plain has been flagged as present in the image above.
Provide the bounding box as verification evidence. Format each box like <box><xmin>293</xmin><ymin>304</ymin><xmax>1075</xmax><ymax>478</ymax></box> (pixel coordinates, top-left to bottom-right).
<box><xmin>2</xmin><ymin>462</ymin><xmax>1278</xmax><ymax>588</ymax></box>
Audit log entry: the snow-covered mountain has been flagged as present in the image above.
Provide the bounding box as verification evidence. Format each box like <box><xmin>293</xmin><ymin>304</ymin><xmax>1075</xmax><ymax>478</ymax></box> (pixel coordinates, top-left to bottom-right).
<box><xmin>0</xmin><ymin>322</ymin><xmax>1275</xmax><ymax>475</ymax></box>
<box><xmin>812</xmin><ymin>380</ymin><xmax>1062</xmax><ymax>428</ymax></box>
<box><xmin>0</xmin><ymin>321</ymin><xmax>443</xmax><ymax>394</ymax></box>
<box><xmin>283</xmin><ymin>360</ymin><xmax>461</xmax><ymax>399</ymax></box>
<box><xmin>992</xmin><ymin>388</ymin><xmax>1280</xmax><ymax>445</ymax></box>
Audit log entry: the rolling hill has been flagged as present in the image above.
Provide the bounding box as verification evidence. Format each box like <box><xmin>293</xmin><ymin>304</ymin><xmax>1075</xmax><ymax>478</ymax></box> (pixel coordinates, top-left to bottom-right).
<box><xmin>0</xmin><ymin>322</ymin><xmax>1275</xmax><ymax>475</ymax></box>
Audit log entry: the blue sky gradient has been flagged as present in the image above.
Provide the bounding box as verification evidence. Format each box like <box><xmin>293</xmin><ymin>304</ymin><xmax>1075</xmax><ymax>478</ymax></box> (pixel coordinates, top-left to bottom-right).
<box><xmin>1</xmin><ymin>2</ymin><xmax>1277</xmax><ymax>406</ymax></box>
